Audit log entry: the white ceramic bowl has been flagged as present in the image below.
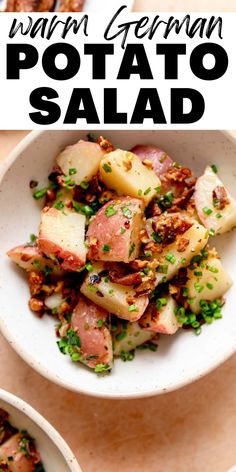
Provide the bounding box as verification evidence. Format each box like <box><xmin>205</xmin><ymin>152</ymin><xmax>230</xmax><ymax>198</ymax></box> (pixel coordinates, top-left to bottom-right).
<box><xmin>0</xmin><ymin>388</ymin><xmax>82</xmax><ymax>471</ymax></box>
<box><xmin>0</xmin><ymin>130</ymin><xmax>236</xmax><ymax>399</ymax></box>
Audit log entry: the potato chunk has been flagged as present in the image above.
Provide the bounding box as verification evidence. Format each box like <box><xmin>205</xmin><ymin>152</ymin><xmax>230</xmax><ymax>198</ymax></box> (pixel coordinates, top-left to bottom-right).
<box><xmin>81</xmin><ymin>263</ymin><xmax>149</xmax><ymax>321</ymax></box>
<box><xmin>113</xmin><ymin>321</ymin><xmax>155</xmax><ymax>356</ymax></box>
<box><xmin>7</xmin><ymin>244</ymin><xmax>58</xmax><ymax>272</ymax></box>
<box><xmin>152</xmin><ymin>222</ymin><xmax>209</xmax><ymax>285</ymax></box>
<box><xmin>56</xmin><ymin>140</ymin><xmax>104</xmax><ymax>185</ymax></box>
<box><xmin>140</xmin><ymin>296</ymin><xmax>179</xmax><ymax>335</ymax></box>
<box><xmin>195</xmin><ymin>166</ymin><xmax>236</xmax><ymax>234</ymax></box>
<box><xmin>131</xmin><ymin>144</ymin><xmax>173</xmax><ymax>176</ymax></box>
<box><xmin>71</xmin><ymin>296</ymin><xmax>113</xmax><ymax>369</ymax></box>
<box><xmin>87</xmin><ymin>197</ymin><xmax>144</xmax><ymax>262</ymax></box>
<box><xmin>0</xmin><ymin>433</ymin><xmax>35</xmax><ymax>471</ymax></box>
<box><xmin>185</xmin><ymin>255</ymin><xmax>232</xmax><ymax>313</ymax></box>
<box><xmin>100</xmin><ymin>149</ymin><xmax>161</xmax><ymax>206</ymax></box>
<box><xmin>38</xmin><ymin>207</ymin><xmax>86</xmax><ymax>270</ymax></box>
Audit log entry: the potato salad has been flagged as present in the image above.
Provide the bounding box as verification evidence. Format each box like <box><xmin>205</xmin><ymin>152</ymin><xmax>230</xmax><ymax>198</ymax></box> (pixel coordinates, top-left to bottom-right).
<box><xmin>0</xmin><ymin>408</ymin><xmax>45</xmax><ymax>471</ymax></box>
<box><xmin>7</xmin><ymin>136</ymin><xmax>235</xmax><ymax>374</ymax></box>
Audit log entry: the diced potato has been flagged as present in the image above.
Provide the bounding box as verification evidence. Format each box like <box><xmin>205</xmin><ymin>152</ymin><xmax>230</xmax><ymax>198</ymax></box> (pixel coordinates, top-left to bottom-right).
<box><xmin>113</xmin><ymin>321</ymin><xmax>155</xmax><ymax>356</ymax></box>
<box><xmin>185</xmin><ymin>255</ymin><xmax>232</xmax><ymax>313</ymax></box>
<box><xmin>152</xmin><ymin>222</ymin><xmax>209</xmax><ymax>285</ymax></box>
<box><xmin>87</xmin><ymin>197</ymin><xmax>144</xmax><ymax>262</ymax></box>
<box><xmin>7</xmin><ymin>244</ymin><xmax>58</xmax><ymax>273</ymax></box>
<box><xmin>195</xmin><ymin>166</ymin><xmax>236</xmax><ymax>234</ymax></box>
<box><xmin>71</xmin><ymin>295</ymin><xmax>113</xmax><ymax>369</ymax></box>
<box><xmin>38</xmin><ymin>207</ymin><xmax>87</xmax><ymax>271</ymax></box>
<box><xmin>0</xmin><ymin>433</ymin><xmax>35</xmax><ymax>471</ymax></box>
<box><xmin>81</xmin><ymin>263</ymin><xmax>149</xmax><ymax>321</ymax></box>
<box><xmin>131</xmin><ymin>144</ymin><xmax>173</xmax><ymax>176</ymax></box>
<box><xmin>56</xmin><ymin>140</ymin><xmax>104</xmax><ymax>185</ymax></box>
<box><xmin>140</xmin><ymin>296</ymin><xmax>179</xmax><ymax>335</ymax></box>
<box><xmin>99</xmin><ymin>149</ymin><xmax>161</xmax><ymax>206</ymax></box>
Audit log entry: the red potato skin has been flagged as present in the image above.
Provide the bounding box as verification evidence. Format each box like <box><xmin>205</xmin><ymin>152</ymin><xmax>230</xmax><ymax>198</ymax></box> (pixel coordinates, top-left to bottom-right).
<box><xmin>139</xmin><ymin>304</ymin><xmax>171</xmax><ymax>334</ymax></box>
<box><xmin>131</xmin><ymin>145</ymin><xmax>173</xmax><ymax>176</ymax></box>
<box><xmin>7</xmin><ymin>244</ymin><xmax>57</xmax><ymax>272</ymax></box>
<box><xmin>0</xmin><ymin>433</ymin><xmax>35</xmax><ymax>472</ymax></box>
<box><xmin>38</xmin><ymin>238</ymin><xmax>84</xmax><ymax>271</ymax></box>
<box><xmin>71</xmin><ymin>296</ymin><xmax>113</xmax><ymax>368</ymax></box>
<box><xmin>87</xmin><ymin>197</ymin><xmax>143</xmax><ymax>262</ymax></box>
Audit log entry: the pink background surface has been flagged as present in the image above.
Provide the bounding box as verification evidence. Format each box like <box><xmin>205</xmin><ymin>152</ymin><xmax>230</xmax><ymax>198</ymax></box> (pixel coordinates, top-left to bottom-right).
<box><xmin>1</xmin><ymin>1</ymin><xmax>236</xmax><ymax>470</ymax></box>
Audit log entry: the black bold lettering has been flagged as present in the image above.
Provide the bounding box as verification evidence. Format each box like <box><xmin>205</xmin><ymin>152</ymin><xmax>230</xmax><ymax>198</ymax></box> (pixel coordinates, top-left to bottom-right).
<box><xmin>29</xmin><ymin>87</ymin><xmax>60</xmax><ymax>125</ymax></box>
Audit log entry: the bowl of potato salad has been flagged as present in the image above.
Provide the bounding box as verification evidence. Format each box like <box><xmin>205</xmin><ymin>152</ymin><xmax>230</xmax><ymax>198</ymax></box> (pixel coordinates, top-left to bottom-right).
<box><xmin>0</xmin><ymin>130</ymin><xmax>235</xmax><ymax>398</ymax></box>
<box><xmin>0</xmin><ymin>388</ymin><xmax>82</xmax><ymax>471</ymax></box>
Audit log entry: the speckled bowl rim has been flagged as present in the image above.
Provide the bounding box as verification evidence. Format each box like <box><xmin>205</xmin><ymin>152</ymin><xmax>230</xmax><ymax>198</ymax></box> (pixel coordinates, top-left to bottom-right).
<box><xmin>0</xmin><ymin>130</ymin><xmax>236</xmax><ymax>400</ymax></box>
<box><xmin>0</xmin><ymin>388</ymin><xmax>82</xmax><ymax>471</ymax></box>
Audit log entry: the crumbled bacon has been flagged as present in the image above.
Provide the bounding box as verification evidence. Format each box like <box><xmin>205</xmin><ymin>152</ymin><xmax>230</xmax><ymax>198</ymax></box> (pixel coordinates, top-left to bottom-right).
<box><xmin>145</xmin><ymin>201</ymin><xmax>162</xmax><ymax>218</ymax></box>
<box><xmin>151</xmin><ymin>214</ymin><xmax>192</xmax><ymax>247</ymax></box>
<box><xmin>105</xmin><ymin>262</ymin><xmax>142</xmax><ymax>286</ymax></box>
<box><xmin>170</xmin><ymin>187</ymin><xmax>195</xmax><ymax>212</ymax></box>
<box><xmin>176</xmin><ymin>237</ymin><xmax>189</xmax><ymax>253</ymax></box>
<box><xmin>165</xmin><ymin>166</ymin><xmax>193</xmax><ymax>183</ymax></box>
<box><xmin>28</xmin><ymin>271</ymin><xmax>45</xmax><ymax>296</ymax></box>
<box><xmin>97</xmin><ymin>136</ymin><xmax>114</xmax><ymax>153</ymax></box>
<box><xmin>212</xmin><ymin>186</ymin><xmax>230</xmax><ymax>210</ymax></box>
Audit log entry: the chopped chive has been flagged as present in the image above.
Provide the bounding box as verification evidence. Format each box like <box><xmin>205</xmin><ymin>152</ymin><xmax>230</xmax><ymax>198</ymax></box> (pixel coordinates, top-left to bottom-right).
<box><xmin>138</xmin><ymin>189</ymin><xmax>142</xmax><ymax>196</ymax></box>
<box><xmin>120</xmin><ymin>227</ymin><xmax>126</xmax><ymax>234</ymax></box>
<box><xmin>116</xmin><ymin>331</ymin><xmax>127</xmax><ymax>341</ymax></box>
<box><xmin>69</xmin><ymin>168</ymin><xmax>77</xmax><ymax>175</ymax></box>
<box><xmin>102</xmin><ymin>163</ymin><xmax>112</xmax><ymax>173</ymax></box>
<box><xmin>105</xmin><ymin>204</ymin><xmax>117</xmax><ymax>217</ymax></box>
<box><xmin>216</xmin><ymin>213</ymin><xmax>222</xmax><ymax>219</ymax></box>
<box><xmin>180</xmin><ymin>257</ymin><xmax>186</xmax><ymax>264</ymax></box>
<box><xmin>30</xmin><ymin>233</ymin><xmax>37</xmax><ymax>243</ymax></box>
<box><xmin>121</xmin><ymin>206</ymin><xmax>132</xmax><ymax>218</ymax></box>
<box><xmin>128</xmin><ymin>304</ymin><xmax>138</xmax><ymax>312</ymax></box>
<box><xmin>85</xmin><ymin>263</ymin><xmax>93</xmax><ymax>272</ymax></box>
<box><xmin>144</xmin><ymin>187</ymin><xmax>151</xmax><ymax>195</ymax></box>
<box><xmin>209</xmin><ymin>228</ymin><xmax>215</xmax><ymax>236</ymax></box>
<box><xmin>154</xmin><ymin>186</ymin><xmax>161</xmax><ymax>193</ymax></box>
<box><xmin>182</xmin><ymin>287</ymin><xmax>189</xmax><ymax>297</ymax></box>
<box><xmin>207</xmin><ymin>265</ymin><xmax>219</xmax><ymax>273</ymax></box>
<box><xmin>97</xmin><ymin>320</ymin><xmax>104</xmax><ymax>328</ymax></box>
<box><xmin>80</xmin><ymin>181</ymin><xmax>89</xmax><ymax>190</ymax></box>
<box><xmin>53</xmin><ymin>200</ymin><xmax>64</xmax><ymax>210</ymax></box>
<box><xmin>206</xmin><ymin>283</ymin><xmax>214</xmax><ymax>290</ymax></box>
<box><xmin>102</xmin><ymin>244</ymin><xmax>110</xmax><ymax>252</ymax></box>
<box><xmin>156</xmin><ymin>264</ymin><xmax>168</xmax><ymax>274</ymax></box>
<box><xmin>211</xmin><ymin>164</ymin><xmax>218</xmax><ymax>174</ymax></box>
<box><xmin>194</xmin><ymin>271</ymin><xmax>202</xmax><ymax>277</ymax></box>
<box><xmin>129</xmin><ymin>243</ymin><xmax>135</xmax><ymax>257</ymax></box>
<box><xmin>156</xmin><ymin>298</ymin><xmax>167</xmax><ymax>310</ymax></box>
<box><xmin>152</xmin><ymin>232</ymin><xmax>162</xmax><ymax>243</ymax></box>
<box><xmin>33</xmin><ymin>187</ymin><xmax>48</xmax><ymax>200</ymax></box>
<box><xmin>94</xmin><ymin>363</ymin><xmax>110</xmax><ymax>373</ymax></box>
<box><xmin>194</xmin><ymin>283</ymin><xmax>204</xmax><ymax>293</ymax></box>
<box><xmin>202</xmin><ymin>207</ymin><xmax>213</xmax><ymax>215</ymax></box>
<box><xmin>165</xmin><ymin>253</ymin><xmax>176</xmax><ymax>264</ymax></box>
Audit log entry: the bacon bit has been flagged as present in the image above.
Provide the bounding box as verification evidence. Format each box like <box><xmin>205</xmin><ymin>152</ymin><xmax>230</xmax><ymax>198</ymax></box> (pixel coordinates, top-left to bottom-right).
<box><xmin>99</xmin><ymin>190</ymin><xmax>116</xmax><ymax>203</ymax></box>
<box><xmin>169</xmin><ymin>284</ymin><xmax>179</xmax><ymax>295</ymax></box>
<box><xmin>88</xmin><ymin>237</ymin><xmax>99</xmax><ymax>258</ymax></box>
<box><xmin>170</xmin><ymin>187</ymin><xmax>195</xmax><ymax>212</ymax></box>
<box><xmin>212</xmin><ymin>186</ymin><xmax>230</xmax><ymax>210</ymax></box>
<box><xmin>59</xmin><ymin>323</ymin><xmax>69</xmax><ymax>338</ymax></box>
<box><xmin>130</xmin><ymin>259</ymin><xmax>149</xmax><ymax>270</ymax></box>
<box><xmin>126</xmin><ymin>295</ymin><xmax>136</xmax><ymax>305</ymax></box>
<box><xmin>135</xmin><ymin>278</ymin><xmax>156</xmax><ymax>295</ymax></box>
<box><xmin>110</xmin><ymin>271</ymin><xmax>142</xmax><ymax>286</ymax></box>
<box><xmin>186</xmin><ymin>197</ymin><xmax>196</xmax><ymax>217</ymax></box>
<box><xmin>28</xmin><ymin>271</ymin><xmax>45</xmax><ymax>295</ymax></box>
<box><xmin>145</xmin><ymin>201</ymin><xmax>162</xmax><ymax>218</ymax></box>
<box><xmin>176</xmin><ymin>237</ymin><xmax>189</xmax><ymax>253</ymax></box>
<box><xmin>140</xmin><ymin>228</ymin><xmax>149</xmax><ymax>244</ymax></box>
<box><xmin>46</xmin><ymin>188</ymin><xmax>57</xmax><ymax>202</ymax></box>
<box><xmin>85</xmin><ymin>192</ymin><xmax>97</xmax><ymax>203</ymax></box>
<box><xmin>122</xmin><ymin>159</ymin><xmax>132</xmax><ymax>171</ymax></box>
<box><xmin>29</xmin><ymin>297</ymin><xmax>44</xmax><ymax>312</ymax></box>
<box><xmin>59</xmin><ymin>301</ymin><xmax>71</xmax><ymax>314</ymax></box>
<box><xmin>97</xmin><ymin>136</ymin><xmax>114</xmax><ymax>153</ymax></box>
<box><xmin>151</xmin><ymin>214</ymin><xmax>192</xmax><ymax>247</ymax></box>
<box><xmin>165</xmin><ymin>166</ymin><xmax>193</xmax><ymax>183</ymax></box>
<box><xmin>142</xmin><ymin>159</ymin><xmax>153</xmax><ymax>169</ymax></box>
